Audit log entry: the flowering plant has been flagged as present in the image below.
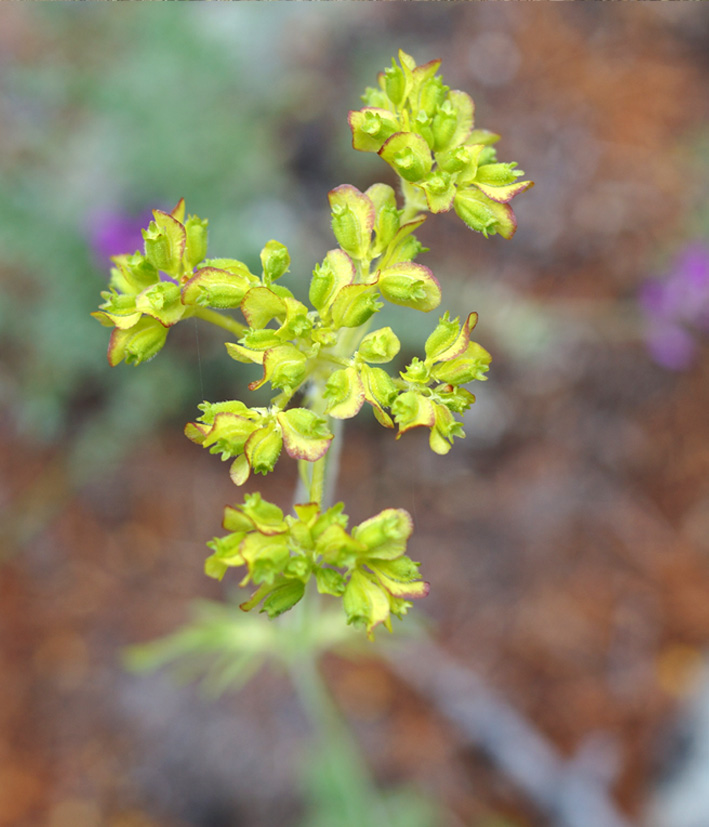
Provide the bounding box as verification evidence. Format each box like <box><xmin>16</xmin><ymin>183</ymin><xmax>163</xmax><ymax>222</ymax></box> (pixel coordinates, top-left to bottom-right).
<box><xmin>94</xmin><ymin>49</ymin><xmax>532</xmax><ymax>640</ymax></box>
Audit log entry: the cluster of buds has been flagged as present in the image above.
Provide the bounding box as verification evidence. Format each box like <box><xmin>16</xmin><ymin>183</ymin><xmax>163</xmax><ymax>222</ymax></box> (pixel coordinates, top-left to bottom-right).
<box><xmin>206</xmin><ymin>494</ymin><xmax>427</xmax><ymax>639</ymax></box>
<box><xmin>94</xmin><ymin>51</ymin><xmax>532</xmax><ymax>637</ymax></box>
<box><xmin>350</xmin><ymin>49</ymin><xmax>533</xmax><ymax>238</ymax></box>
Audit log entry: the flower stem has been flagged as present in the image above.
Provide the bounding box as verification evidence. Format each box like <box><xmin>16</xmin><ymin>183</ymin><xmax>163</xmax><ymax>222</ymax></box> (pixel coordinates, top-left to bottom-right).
<box><xmin>190</xmin><ymin>306</ymin><xmax>247</xmax><ymax>338</ymax></box>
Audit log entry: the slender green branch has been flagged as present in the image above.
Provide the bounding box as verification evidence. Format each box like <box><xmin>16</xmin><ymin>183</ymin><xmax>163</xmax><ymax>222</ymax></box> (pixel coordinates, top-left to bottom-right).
<box><xmin>190</xmin><ymin>306</ymin><xmax>247</xmax><ymax>338</ymax></box>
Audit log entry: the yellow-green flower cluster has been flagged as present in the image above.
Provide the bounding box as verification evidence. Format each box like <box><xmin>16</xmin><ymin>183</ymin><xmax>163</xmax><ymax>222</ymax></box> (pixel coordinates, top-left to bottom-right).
<box><xmin>206</xmin><ymin>494</ymin><xmax>428</xmax><ymax>639</ymax></box>
<box><xmin>349</xmin><ymin>49</ymin><xmax>533</xmax><ymax>238</ymax></box>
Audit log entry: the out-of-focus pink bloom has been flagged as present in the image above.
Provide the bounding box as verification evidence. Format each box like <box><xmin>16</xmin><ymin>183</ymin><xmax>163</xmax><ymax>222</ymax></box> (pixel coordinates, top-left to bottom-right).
<box><xmin>639</xmin><ymin>243</ymin><xmax>709</xmax><ymax>370</ymax></box>
<box><xmin>88</xmin><ymin>208</ymin><xmax>155</xmax><ymax>269</ymax></box>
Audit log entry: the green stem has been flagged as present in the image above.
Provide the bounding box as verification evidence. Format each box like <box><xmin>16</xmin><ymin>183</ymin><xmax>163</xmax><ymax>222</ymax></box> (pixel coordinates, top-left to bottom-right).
<box><xmin>290</xmin><ymin>653</ymin><xmax>390</xmax><ymax>826</ymax></box>
<box><xmin>190</xmin><ymin>306</ymin><xmax>247</xmax><ymax>338</ymax></box>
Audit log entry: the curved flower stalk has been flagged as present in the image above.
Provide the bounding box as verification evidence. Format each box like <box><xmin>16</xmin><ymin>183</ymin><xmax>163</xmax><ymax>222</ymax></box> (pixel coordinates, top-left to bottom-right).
<box><xmin>93</xmin><ymin>51</ymin><xmax>531</xmax><ymax>639</ymax></box>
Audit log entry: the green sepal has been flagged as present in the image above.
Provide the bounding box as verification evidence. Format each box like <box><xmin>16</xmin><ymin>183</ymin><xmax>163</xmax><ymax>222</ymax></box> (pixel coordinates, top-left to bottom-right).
<box><xmin>419</xmin><ymin>171</ymin><xmax>456</xmax><ymax>214</ymax></box>
<box><xmin>454</xmin><ymin>187</ymin><xmax>517</xmax><ymax>239</ymax></box>
<box><xmin>377</xmin><ymin>263</ymin><xmax>441</xmax><ymax>312</ymax></box>
<box><xmin>315</xmin><ymin>524</ymin><xmax>365</xmax><ymax>567</ymax></box>
<box><xmin>365</xmin><ymin>183</ymin><xmax>401</xmax><ymax>255</ymax></box>
<box><xmin>184</xmin><ymin>215</ymin><xmax>208</xmax><ymax>269</ymax></box>
<box><xmin>136</xmin><ymin>281</ymin><xmax>186</xmax><ymax>327</ymax></box>
<box><xmin>310</xmin><ymin>249</ymin><xmax>356</xmax><ymax>315</ymax></box>
<box><xmin>240</xmin><ymin>329</ymin><xmax>283</xmax><ymax>351</ymax></box>
<box><xmin>225</xmin><ymin>342</ymin><xmax>265</xmax><ymax>365</ymax></box>
<box><xmin>170</xmin><ymin>197</ymin><xmax>186</xmax><ymax>223</ymax></box>
<box><xmin>466</xmin><ymin>130</ymin><xmax>500</xmax><ymax>147</ymax></box>
<box><xmin>197</xmin><ymin>413</ymin><xmax>260</xmax><ymax>460</ymax></box>
<box><xmin>436</xmin><ymin>143</ymin><xmax>485</xmax><ymax>186</ymax></box>
<box><xmin>194</xmin><ymin>399</ymin><xmax>261</xmax><ymax>425</ymax></box>
<box><xmin>260</xmin><ymin>240</ymin><xmax>290</xmax><ymax>285</ymax></box>
<box><xmin>240</xmin><ymin>533</ymin><xmax>290</xmax><ymax>586</ymax></box>
<box><xmin>379</xmin><ymin>132</ymin><xmax>433</xmax><ymax>183</ymax></box>
<box><xmin>204</xmin><ymin>556</ymin><xmax>229</xmax><ymax>582</ymax></box>
<box><xmin>206</xmin><ymin>531</ymin><xmax>246</xmax><ymax>567</ymax></box>
<box><xmin>230</xmin><ymin>454</ymin><xmax>251</xmax><ymax>486</ymax></box>
<box><xmin>348</xmin><ymin>107</ymin><xmax>400</xmax><ymax>153</ymax></box>
<box><xmin>328</xmin><ymin>185</ymin><xmax>375</xmax><ymax>261</ymax></box>
<box><xmin>436</xmin><ymin>386</ymin><xmax>476</xmax><ymax>414</ymax></box>
<box><xmin>142</xmin><ymin>210</ymin><xmax>186</xmax><ymax>277</ymax></box>
<box><xmin>240</xmin><ymin>576</ymin><xmax>305</xmax><ymax>618</ymax></box>
<box><xmin>201</xmin><ymin>258</ymin><xmax>258</xmax><ymax>281</ymax></box>
<box><xmin>431</xmin><ymin>101</ymin><xmax>458</xmax><ymax>153</ymax></box>
<box><xmin>181</xmin><ymin>266</ymin><xmax>252</xmax><ymax>309</ymax></box>
<box><xmin>391</xmin><ymin>390</ymin><xmax>436</xmax><ymax>434</ymax></box>
<box><xmin>378</xmin><ymin>217</ymin><xmax>427</xmax><ymax>269</ymax></box>
<box><xmin>474</xmin><ymin>161</ymin><xmax>524</xmax><ymax>188</ymax></box>
<box><xmin>429</xmin><ymin>403</ymin><xmax>464</xmax><ymax>455</ymax></box>
<box><xmin>109</xmin><ymin>253</ymin><xmax>159</xmax><ymax>294</ymax></box>
<box><xmin>240</xmin><ymin>492</ymin><xmax>287</xmax><ymax>534</ymax></box>
<box><xmin>352</xmin><ymin>507</ymin><xmax>413</xmax><ymax>560</ymax></box>
<box><xmin>315</xmin><ymin>567</ymin><xmax>346</xmax><ymax>597</ymax></box>
<box><xmin>330</xmin><ymin>284</ymin><xmax>382</xmax><ymax>329</ymax></box>
<box><xmin>244</xmin><ymin>421</ymin><xmax>283</xmax><ymax>475</ymax></box>
<box><xmin>431</xmin><ymin>341</ymin><xmax>491</xmax><ymax>385</ymax></box>
<box><xmin>475</xmin><ymin>179</ymin><xmax>534</xmax><ymax>205</ymax></box>
<box><xmin>241</xmin><ymin>287</ymin><xmax>287</xmax><ymax>329</ymax></box>
<box><xmin>277</xmin><ymin>408</ymin><xmax>333</xmax><ymax>462</ymax></box>
<box><xmin>384</xmin><ymin>57</ymin><xmax>407</xmax><ymax>107</ymax></box>
<box><xmin>107</xmin><ymin>315</ymin><xmax>168</xmax><ymax>367</ymax></box>
<box><xmin>357</xmin><ymin>327</ymin><xmax>401</xmax><ymax>364</ymax></box>
<box><xmin>418</xmin><ymin>74</ymin><xmax>448</xmax><ymax>119</ymax></box>
<box><xmin>444</xmin><ymin>90</ymin><xmax>475</xmax><ymax>149</ymax></box>
<box><xmin>425</xmin><ymin>311</ymin><xmax>478</xmax><ymax>362</ymax></box>
<box><xmin>323</xmin><ymin>367</ymin><xmax>365</xmax><ymax>419</ymax></box>
<box><xmin>223</xmin><ymin>504</ymin><xmax>257</xmax><ymax>533</ymax></box>
<box><xmin>400</xmin><ymin>357</ymin><xmax>430</xmax><ymax>385</ymax></box>
<box><xmin>92</xmin><ymin>292</ymin><xmax>141</xmax><ymax>330</ymax></box>
<box><xmin>248</xmin><ymin>344</ymin><xmax>307</xmax><ymax>392</ymax></box>
<box><xmin>343</xmin><ymin>568</ymin><xmax>392</xmax><ymax>640</ymax></box>
<box><xmin>359</xmin><ymin>364</ymin><xmax>397</xmax><ymax>428</ymax></box>
<box><xmin>367</xmin><ymin>556</ymin><xmax>430</xmax><ymax>599</ymax></box>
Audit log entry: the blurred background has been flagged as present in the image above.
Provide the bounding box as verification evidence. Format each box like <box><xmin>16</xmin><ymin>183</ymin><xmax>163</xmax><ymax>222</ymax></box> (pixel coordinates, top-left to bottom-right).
<box><xmin>2</xmin><ymin>3</ymin><xmax>709</xmax><ymax>826</ymax></box>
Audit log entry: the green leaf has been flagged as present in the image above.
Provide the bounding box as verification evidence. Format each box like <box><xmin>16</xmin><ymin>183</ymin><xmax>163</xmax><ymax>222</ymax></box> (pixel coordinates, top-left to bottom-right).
<box><xmin>377</xmin><ymin>263</ymin><xmax>441</xmax><ymax>312</ymax></box>
<box><xmin>277</xmin><ymin>408</ymin><xmax>333</xmax><ymax>462</ymax></box>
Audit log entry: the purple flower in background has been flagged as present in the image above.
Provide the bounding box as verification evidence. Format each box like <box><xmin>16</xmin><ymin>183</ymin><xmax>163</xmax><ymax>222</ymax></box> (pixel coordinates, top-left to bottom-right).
<box><xmin>88</xmin><ymin>207</ymin><xmax>155</xmax><ymax>269</ymax></box>
<box><xmin>639</xmin><ymin>243</ymin><xmax>709</xmax><ymax>370</ymax></box>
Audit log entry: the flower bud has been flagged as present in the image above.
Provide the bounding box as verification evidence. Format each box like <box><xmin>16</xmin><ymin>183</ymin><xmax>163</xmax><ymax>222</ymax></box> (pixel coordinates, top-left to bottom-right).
<box><xmin>107</xmin><ymin>315</ymin><xmax>168</xmax><ymax>367</ymax></box>
<box><xmin>418</xmin><ymin>75</ymin><xmax>448</xmax><ymax>118</ymax></box>
<box><xmin>324</xmin><ymin>367</ymin><xmax>365</xmax><ymax>419</ymax></box>
<box><xmin>244</xmin><ymin>421</ymin><xmax>282</xmax><ymax>475</ymax></box>
<box><xmin>378</xmin><ymin>263</ymin><xmax>441</xmax><ymax>312</ymax></box>
<box><xmin>431</xmin><ymin>341</ymin><xmax>492</xmax><ymax>385</ymax></box>
<box><xmin>391</xmin><ymin>390</ymin><xmax>435</xmax><ymax>435</ymax></box>
<box><xmin>384</xmin><ymin>59</ymin><xmax>406</xmax><ymax>106</ymax></box>
<box><xmin>184</xmin><ymin>215</ymin><xmax>208</xmax><ymax>269</ymax></box>
<box><xmin>181</xmin><ymin>266</ymin><xmax>252</xmax><ymax>309</ymax></box>
<box><xmin>328</xmin><ymin>185</ymin><xmax>375</xmax><ymax>260</ymax></box>
<box><xmin>260</xmin><ymin>240</ymin><xmax>290</xmax><ymax>284</ymax></box>
<box><xmin>352</xmin><ymin>508</ymin><xmax>413</xmax><ymax>559</ymax></box>
<box><xmin>358</xmin><ymin>327</ymin><xmax>401</xmax><ymax>364</ymax></box>
<box><xmin>379</xmin><ymin>132</ymin><xmax>433</xmax><ymax>183</ymax></box>
<box><xmin>330</xmin><ymin>284</ymin><xmax>382</xmax><ymax>329</ymax></box>
<box><xmin>453</xmin><ymin>187</ymin><xmax>517</xmax><ymax>239</ymax></box>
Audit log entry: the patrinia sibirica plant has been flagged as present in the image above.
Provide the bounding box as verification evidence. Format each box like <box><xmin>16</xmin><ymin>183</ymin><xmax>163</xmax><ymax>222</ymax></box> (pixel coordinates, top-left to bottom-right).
<box><xmin>93</xmin><ymin>50</ymin><xmax>532</xmax><ymax>640</ymax></box>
